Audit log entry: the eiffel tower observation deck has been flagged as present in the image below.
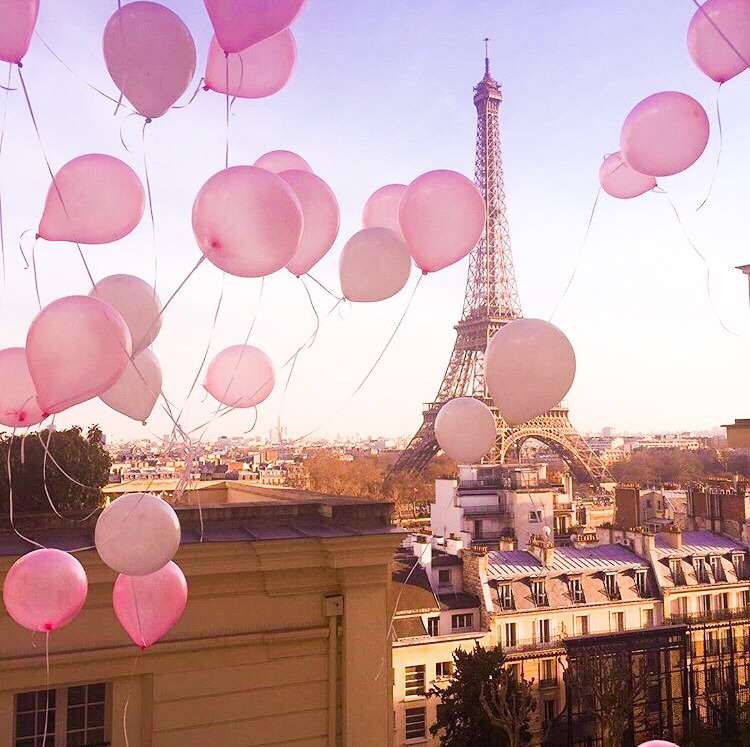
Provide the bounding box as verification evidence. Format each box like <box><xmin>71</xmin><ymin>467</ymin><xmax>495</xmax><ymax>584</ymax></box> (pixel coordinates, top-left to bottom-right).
<box><xmin>393</xmin><ymin>42</ymin><xmax>611</xmax><ymax>484</ymax></box>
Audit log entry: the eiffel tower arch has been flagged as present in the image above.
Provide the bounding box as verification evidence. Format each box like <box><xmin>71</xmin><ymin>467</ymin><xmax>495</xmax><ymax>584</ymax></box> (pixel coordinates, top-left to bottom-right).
<box><xmin>393</xmin><ymin>44</ymin><xmax>612</xmax><ymax>485</ymax></box>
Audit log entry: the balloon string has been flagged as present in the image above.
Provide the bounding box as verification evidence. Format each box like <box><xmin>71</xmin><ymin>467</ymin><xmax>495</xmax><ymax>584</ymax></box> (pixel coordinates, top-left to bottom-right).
<box><xmin>6</xmin><ymin>430</ymin><xmax>46</xmax><ymax>549</ymax></box>
<box><xmin>17</xmin><ymin>229</ymin><xmax>32</xmax><ymax>269</ymax></box>
<box><xmin>305</xmin><ymin>271</ymin><xmax>343</xmax><ymax>300</ymax></box>
<box><xmin>691</xmin><ymin>0</ymin><xmax>750</xmax><ymax>68</ymax></box>
<box><xmin>31</xmin><ymin>237</ymin><xmax>41</xmax><ymax>310</ymax></box>
<box><xmin>655</xmin><ymin>188</ymin><xmax>739</xmax><ymax>337</ymax></box>
<box><xmin>122</xmin><ymin>648</ymin><xmax>142</xmax><ymax>747</ymax></box>
<box><xmin>696</xmin><ymin>83</ymin><xmax>723</xmax><ymax>212</ymax></box>
<box><xmin>33</xmin><ymin>32</ymin><xmax>133</xmax><ymax>111</ymax></box>
<box><xmin>301</xmin><ymin>276</ymin><xmax>321</xmax><ymax>349</ymax></box>
<box><xmin>41</xmin><ymin>630</ymin><xmax>50</xmax><ymax>747</ymax></box>
<box><xmin>171</xmin><ymin>77</ymin><xmax>205</xmax><ymax>110</ymax></box>
<box><xmin>0</xmin><ymin>64</ymin><xmax>10</xmax><ymax>296</ymax></box>
<box><xmin>224</xmin><ymin>53</ymin><xmax>230</xmax><ymax>169</ymax></box>
<box><xmin>549</xmin><ymin>186</ymin><xmax>602</xmax><ymax>322</ymax></box>
<box><xmin>16</xmin><ymin>65</ymin><xmax>96</xmax><ymax>288</ymax></box>
<box><xmin>141</xmin><ymin>118</ymin><xmax>158</xmax><ymax>293</ymax></box>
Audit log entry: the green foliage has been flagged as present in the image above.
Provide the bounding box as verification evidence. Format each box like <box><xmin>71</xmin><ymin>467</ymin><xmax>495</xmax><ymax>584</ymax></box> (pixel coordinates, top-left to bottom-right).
<box><xmin>428</xmin><ymin>642</ymin><xmax>533</xmax><ymax>746</ymax></box>
<box><xmin>608</xmin><ymin>448</ymin><xmax>725</xmax><ymax>484</ymax></box>
<box><xmin>0</xmin><ymin>425</ymin><xmax>111</xmax><ymax>515</ymax></box>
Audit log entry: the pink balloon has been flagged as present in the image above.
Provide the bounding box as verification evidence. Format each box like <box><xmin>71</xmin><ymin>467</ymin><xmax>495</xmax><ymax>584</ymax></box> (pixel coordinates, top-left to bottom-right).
<box><xmin>113</xmin><ymin>561</ymin><xmax>187</xmax><ymax>649</ymax></box>
<box><xmin>192</xmin><ymin>166</ymin><xmax>302</xmax><ymax>278</ymax></box>
<box><xmin>0</xmin><ymin>347</ymin><xmax>44</xmax><ymax>428</ymax></box>
<box><xmin>205</xmin><ymin>29</ymin><xmax>296</xmax><ymax>99</ymax></box>
<box><xmin>0</xmin><ymin>0</ymin><xmax>38</xmax><ymax>63</ymax></box>
<box><xmin>103</xmin><ymin>1</ymin><xmax>197</xmax><ymax>119</ymax></box>
<box><xmin>100</xmin><ymin>348</ymin><xmax>162</xmax><ymax>423</ymax></box>
<box><xmin>688</xmin><ymin>0</ymin><xmax>750</xmax><ymax>83</ymax></box>
<box><xmin>204</xmin><ymin>344</ymin><xmax>275</xmax><ymax>408</ymax></box>
<box><xmin>204</xmin><ymin>0</ymin><xmax>305</xmax><ymax>53</ymax></box>
<box><xmin>26</xmin><ymin>296</ymin><xmax>132</xmax><ymax>416</ymax></box>
<box><xmin>3</xmin><ymin>549</ymin><xmax>88</xmax><ymax>632</ymax></box>
<box><xmin>38</xmin><ymin>154</ymin><xmax>145</xmax><ymax>245</ymax></box>
<box><xmin>399</xmin><ymin>170</ymin><xmax>486</xmax><ymax>273</ymax></box>
<box><xmin>599</xmin><ymin>152</ymin><xmax>657</xmax><ymax>199</ymax></box>
<box><xmin>254</xmin><ymin>149</ymin><xmax>312</xmax><ymax>174</ymax></box>
<box><xmin>280</xmin><ymin>170</ymin><xmax>340</xmax><ymax>276</ymax></box>
<box><xmin>362</xmin><ymin>183</ymin><xmax>407</xmax><ymax>239</ymax></box>
<box><xmin>620</xmin><ymin>92</ymin><xmax>710</xmax><ymax>178</ymax></box>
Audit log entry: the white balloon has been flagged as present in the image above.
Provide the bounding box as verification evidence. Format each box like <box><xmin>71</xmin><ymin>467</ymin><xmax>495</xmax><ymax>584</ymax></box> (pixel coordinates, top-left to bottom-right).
<box><xmin>90</xmin><ymin>275</ymin><xmax>162</xmax><ymax>355</ymax></box>
<box><xmin>100</xmin><ymin>349</ymin><xmax>162</xmax><ymax>423</ymax></box>
<box><xmin>339</xmin><ymin>227</ymin><xmax>411</xmax><ymax>302</ymax></box>
<box><xmin>95</xmin><ymin>493</ymin><xmax>180</xmax><ymax>576</ymax></box>
<box><xmin>485</xmin><ymin>319</ymin><xmax>575</xmax><ymax>426</ymax></box>
<box><xmin>637</xmin><ymin>742</ymin><xmax>680</xmax><ymax>747</ymax></box>
<box><xmin>435</xmin><ymin>397</ymin><xmax>496</xmax><ymax>464</ymax></box>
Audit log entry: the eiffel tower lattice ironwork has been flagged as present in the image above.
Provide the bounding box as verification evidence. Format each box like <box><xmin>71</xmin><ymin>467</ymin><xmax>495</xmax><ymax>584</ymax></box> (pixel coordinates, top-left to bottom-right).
<box><xmin>393</xmin><ymin>43</ymin><xmax>611</xmax><ymax>484</ymax></box>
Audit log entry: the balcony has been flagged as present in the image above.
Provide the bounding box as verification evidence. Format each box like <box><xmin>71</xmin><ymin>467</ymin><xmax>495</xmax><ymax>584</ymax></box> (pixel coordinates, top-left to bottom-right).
<box><xmin>666</xmin><ymin>607</ymin><xmax>750</xmax><ymax>626</ymax></box>
<box><xmin>461</xmin><ymin>504</ymin><xmax>514</xmax><ymax>518</ymax></box>
<box><xmin>539</xmin><ymin>677</ymin><xmax>558</xmax><ymax>689</ymax></box>
<box><xmin>503</xmin><ymin>636</ymin><xmax>564</xmax><ymax>654</ymax></box>
<box><xmin>458</xmin><ymin>478</ymin><xmax>511</xmax><ymax>493</ymax></box>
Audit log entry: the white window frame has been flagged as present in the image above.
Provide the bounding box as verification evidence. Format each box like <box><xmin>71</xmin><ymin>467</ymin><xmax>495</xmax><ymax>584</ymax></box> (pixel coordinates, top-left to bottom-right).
<box><xmin>604</xmin><ymin>572</ymin><xmax>618</xmax><ymax>600</ymax></box>
<box><xmin>635</xmin><ymin>569</ymin><xmax>648</xmax><ymax>597</ymax></box>
<box><xmin>427</xmin><ymin>616</ymin><xmax>439</xmax><ymax>637</ymax></box>
<box><xmin>610</xmin><ymin>611</ymin><xmax>625</xmax><ymax>632</ymax></box>
<box><xmin>404</xmin><ymin>665</ymin><xmax>426</xmax><ymax>697</ymax></box>
<box><xmin>709</xmin><ymin>556</ymin><xmax>723</xmax><ymax>582</ymax></box>
<box><xmin>694</xmin><ymin>557</ymin><xmax>709</xmax><ymax>584</ymax></box>
<box><xmin>504</xmin><ymin>621</ymin><xmax>517</xmax><ymax>648</ymax></box>
<box><xmin>734</xmin><ymin>553</ymin><xmax>746</xmax><ymax>580</ymax></box>
<box><xmin>670</xmin><ymin>558</ymin><xmax>683</xmax><ymax>586</ymax></box>
<box><xmin>498</xmin><ymin>584</ymin><xmax>513</xmax><ymax>610</ymax></box>
<box><xmin>451</xmin><ymin>613</ymin><xmax>473</xmax><ymax>631</ymax></box>
<box><xmin>435</xmin><ymin>661</ymin><xmax>453</xmax><ymax>679</ymax></box>
<box><xmin>528</xmin><ymin>510</ymin><xmax>542</xmax><ymax>524</ymax></box>
<box><xmin>531</xmin><ymin>579</ymin><xmax>548</xmax><ymax>607</ymax></box>
<box><xmin>574</xmin><ymin>614</ymin><xmax>589</xmax><ymax>636</ymax></box>
<box><xmin>537</xmin><ymin>618</ymin><xmax>551</xmax><ymax>643</ymax></box>
<box><xmin>569</xmin><ymin>577</ymin><xmax>584</xmax><ymax>604</ymax></box>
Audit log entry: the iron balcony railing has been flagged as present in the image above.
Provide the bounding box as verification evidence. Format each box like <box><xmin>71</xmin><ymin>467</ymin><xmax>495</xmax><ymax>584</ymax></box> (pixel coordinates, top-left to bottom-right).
<box><xmin>503</xmin><ymin>635</ymin><xmax>564</xmax><ymax>654</ymax></box>
<box><xmin>539</xmin><ymin>677</ymin><xmax>559</xmax><ymax>689</ymax></box>
<box><xmin>665</xmin><ymin>607</ymin><xmax>750</xmax><ymax>626</ymax></box>
<box><xmin>461</xmin><ymin>504</ymin><xmax>514</xmax><ymax>517</ymax></box>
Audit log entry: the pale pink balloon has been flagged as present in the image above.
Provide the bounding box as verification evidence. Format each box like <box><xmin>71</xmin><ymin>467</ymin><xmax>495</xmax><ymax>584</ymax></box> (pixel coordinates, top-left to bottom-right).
<box><xmin>620</xmin><ymin>92</ymin><xmax>710</xmax><ymax>178</ymax></box>
<box><xmin>399</xmin><ymin>170</ymin><xmax>486</xmax><ymax>273</ymax></box>
<box><xmin>113</xmin><ymin>561</ymin><xmax>187</xmax><ymax>649</ymax></box>
<box><xmin>26</xmin><ymin>296</ymin><xmax>132</xmax><ymax>416</ymax></box>
<box><xmin>90</xmin><ymin>274</ymin><xmax>162</xmax><ymax>354</ymax></box>
<box><xmin>280</xmin><ymin>170</ymin><xmax>340</xmax><ymax>276</ymax></box>
<box><xmin>362</xmin><ymin>184</ymin><xmax>407</xmax><ymax>238</ymax></box>
<box><xmin>103</xmin><ymin>1</ymin><xmax>197</xmax><ymax>119</ymax></box>
<box><xmin>100</xmin><ymin>349</ymin><xmax>162</xmax><ymax>423</ymax></box>
<box><xmin>0</xmin><ymin>347</ymin><xmax>44</xmax><ymax>428</ymax></box>
<box><xmin>0</xmin><ymin>0</ymin><xmax>39</xmax><ymax>63</ymax></box>
<box><xmin>339</xmin><ymin>227</ymin><xmax>412</xmax><ymax>303</ymax></box>
<box><xmin>254</xmin><ymin>149</ymin><xmax>312</xmax><ymax>174</ymax></box>
<box><xmin>599</xmin><ymin>152</ymin><xmax>657</xmax><ymax>199</ymax></box>
<box><xmin>688</xmin><ymin>0</ymin><xmax>750</xmax><ymax>83</ymax></box>
<box><xmin>192</xmin><ymin>166</ymin><xmax>302</xmax><ymax>278</ymax></box>
<box><xmin>204</xmin><ymin>0</ymin><xmax>306</xmax><ymax>53</ymax></box>
<box><xmin>3</xmin><ymin>549</ymin><xmax>88</xmax><ymax>632</ymax></box>
<box><xmin>204</xmin><ymin>345</ymin><xmax>275</xmax><ymax>408</ymax></box>
<box><xmin>38</xmin><ymin>154</ymin><xmax>145</xmax><ymax>245</ymax></box>
<box><xmin>205</xmin><ymin>29</ymin><xmax>296</xmax><ymax>99</ymax></box>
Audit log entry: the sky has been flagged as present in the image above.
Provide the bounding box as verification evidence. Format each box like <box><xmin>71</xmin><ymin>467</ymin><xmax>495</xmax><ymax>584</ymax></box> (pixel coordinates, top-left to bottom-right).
<box><xmin>2</xmin><ymin>1</ymin><xmax>750</xmax><ymax>442</ymax></box>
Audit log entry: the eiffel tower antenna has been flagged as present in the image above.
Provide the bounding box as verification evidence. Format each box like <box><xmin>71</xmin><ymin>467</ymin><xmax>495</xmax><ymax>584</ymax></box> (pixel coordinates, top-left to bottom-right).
<box><xmin>392</xmin><ymin>47</ymin><xmax>611</xmax><ymax>484</ymax></box>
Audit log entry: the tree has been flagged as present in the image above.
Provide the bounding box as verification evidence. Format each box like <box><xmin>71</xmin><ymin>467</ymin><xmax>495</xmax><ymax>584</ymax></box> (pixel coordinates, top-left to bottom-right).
<box><xmin>608</xmin><ymin>448</ymin><xmax>726</xmax><ymax>485</ymax></box>
<box><xmin>429</xmin><ymin>642</ymin><xmax>534</xmax><ymax>746</ymax></box>
<box><xmin>0</xmin><ymin>425</ymin><xmax>111</xmax><ymax>515</ymax></box>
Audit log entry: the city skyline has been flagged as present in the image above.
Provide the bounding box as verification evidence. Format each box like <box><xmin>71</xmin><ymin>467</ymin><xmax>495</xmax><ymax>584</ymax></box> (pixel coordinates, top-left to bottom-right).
<box><xmin>1</xmin><ymin>1</ymin><xmax>750</xmax><ymax>442</ymax></box>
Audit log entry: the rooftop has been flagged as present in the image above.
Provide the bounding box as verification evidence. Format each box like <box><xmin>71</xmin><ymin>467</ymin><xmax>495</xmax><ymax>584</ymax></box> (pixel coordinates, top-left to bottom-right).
<box><xmin>654</xmin><ymin>530</ymin><xmax>744</xmax><ymax>559</ymax></box>
<box><xmin>391</xmin><ymin>548</ymin><xmax>439</xmax><ymax>615</ymax></box>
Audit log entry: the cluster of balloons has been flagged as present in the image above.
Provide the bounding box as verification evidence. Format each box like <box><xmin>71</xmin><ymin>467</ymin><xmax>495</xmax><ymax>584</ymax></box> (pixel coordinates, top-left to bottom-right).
<box><xmin>435</xmin><ymin>320</ymin><xmax>575</xmax><ymax>464</ymax></box>
<box><xmin>2</xmin><ymin>493</ymin><xmax>186</xmax><ymax>649</ymax></box>
<box><xmin>600</xmin><ymin>0</ymin><xmax>750</xmax><ymax>200</ymax></box>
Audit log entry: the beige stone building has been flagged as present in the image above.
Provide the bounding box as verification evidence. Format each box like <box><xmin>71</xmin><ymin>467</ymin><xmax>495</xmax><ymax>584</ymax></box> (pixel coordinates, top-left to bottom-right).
<box><xmin>0</xmin><ymin>496</ymin><xmax>401</xmax><ymax>746</ymax></box>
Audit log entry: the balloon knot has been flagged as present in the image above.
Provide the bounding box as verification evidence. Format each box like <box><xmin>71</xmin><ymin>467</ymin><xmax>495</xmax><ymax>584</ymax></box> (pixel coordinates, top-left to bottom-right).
<box><xmin>43</xmin><ymin>623</ymin><xmax>52</xmax><ymax>631</ymax></box>
<box><xmin>141</xmin><ymin>420</ymin><xmax>147</xmax><ymax>426</ymax></box>
<box><xmin>139</xmin><ymin>644</ymin><xmax>146</xmax><ymax>651</ymax></box>
<box><xmin>18</xmin><ymin>412</ymin><xmax>25</xmax><ymax>423</ymax></box>
<box><xmin>42</xmin><ymin>411</ymin><xmax>49</xmax><ymax>419</ymax></box>
<box><xmin>145</xmin><ymin>117</ymin><xmax>152</xmax><ymax>124</ymax></box>
<box><xmin>16</xmin><ymin>62</ymin><xmax>23</xmax><ymax>69</ymax></box>
<box><xmin>421</xmin><ymin>269</ymin><xmax>428</xmax><ymax>276</ymax></box>
<box><xmin>210</xmin><ymin>239</ymin><xmax>221</xmax><ymax>250</ymax></box>
<box><xmin>34</xmin><ymin>233</ymin><xmax>40</xmax><ymax>240</ymax></box>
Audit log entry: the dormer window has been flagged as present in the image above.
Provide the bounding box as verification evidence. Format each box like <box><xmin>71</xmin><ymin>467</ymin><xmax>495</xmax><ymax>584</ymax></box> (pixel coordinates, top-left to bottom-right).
<box><xmin>498</xmin><ymin>584</ymin><xmax>513</xmax><ymax>610</ymax></box>
<box><xmin>733</xmin><ymin>553</ymin><xmax>746</xmax><ymax>580</ymax></box>
<box><xmin>669</xmin><ymin>558</ymin><xmax>684</xmax><ymax>586</ymax></box>
<box><xmin>635</xmin><ymin>569</ymin><xmax>649</xmax><ymax>598</ymax></box>
<box><xmin>694</xmin><ymin>557</ymin><xmax>709</xmax><ymax>584</ymax></box>
<box><xmin>569</xmin><ymin>577</ymin><xmax>584</xmax><ymax>604</ymax></box>
<box><xmin>438</xmin><ymin>569</ymin><xmax>451</xmax><ymax>587</ymax></box>
<box><xmin>709</xmin><ymin>556</ymin><xmax>723</xmax><ymax>582</ymax></box>
<box><xmin>604</xmin><ymin>572</ymin><xmax>619</xmax><ymax>600</ymax></box>
<box><xmin>531</xmin><ymin>579</ymin><xmax>548</xmax><ymax>607</ymax></box>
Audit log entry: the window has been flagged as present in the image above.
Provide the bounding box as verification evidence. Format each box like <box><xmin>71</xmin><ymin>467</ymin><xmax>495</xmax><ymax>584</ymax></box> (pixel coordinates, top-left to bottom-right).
<box><xmin>543</xmin><ymin>698</ymin><xmax>556</xmax><ymax>726</ymax></box>
<box><xmin>710</xmin><ymin>556</ymin><xmax>723</xmax><ymax>582</ymax></box>
<box><xmin>405</xmin><ymin>706</ymin><xmax>426</xmax><ymax>740</ymax></box>
<box><xmin>504</xmin><ymin>622</ymin><xmax>517</xmax><ymax>648</ymax></box>
<box><xmin>647</xmin><ymin>683</ymin><xmax>660</xmax><ymax>713</ymax></box>
<box><xmin>15</xmin><ymin>683</ymin><xmax>108</xmax><ymax>747</ymax></box>
<box><xmin>741</xmin><ymin>590</ymin><xmax>750</xmax><ymax>610</ymax></box>
<box><xmin>438</xmin><ymin>569</ymin><xmax>451</xmax><ymax>585</ymax></box>
<box><xmin>451</xmin><ymin>613</ymin><xmax>473</xmax><ymax>631</ymax></box>
<box><xmin>435</xmin><ymin>661</ymin><xmax>454</xmax><ymax>679</ymax></box>
<box><xmin>610</xmin><ymin>611</ymin><xmax>625</xmax><ymax>632</ymax></box>
<box><xmin>405</xmin><ymin>665</ymin><xmax>425</xmax><ymax>697</ymax></box>
<box><xmin>701</xmin><ymin>594</ymin><xmax>712</xmax><ymax>615</ymax></box>
<box><xmin>694</xmin><ymin>557</ymin><xmax>709</xmax><ymax>584</ymax></box>
<box><xmin>575</xmin><ymin>615</ymin><xmax>589</xmax><ymax>636</ymax></box>
<box><xmin>498</xmin><ymin>584</ymin><xmax>513</xmax><ymax>610</ymax></box>
<box><xmin>529</xmin><ymin>510</ymin><xmax>542</xmax><ymax>524</ymax></box>
<box><xmin>715</xmin><ymin>592</ymin><xmax>728</xmax><ymax>611</ymax></box>
<box><xmin>706</xmin><ymin>666</ymin><xmax>720</xmax><ymax>692</ymax></box>
<box><xmin>670</xmin><ymin>558</ymin><xmax>684</xmax><ymax>586</ymax></box>
<box><xmin>569</xmin><ymin>577</ymin><xmax>584</xmax><ymax>604</ymax></box>
<box><xmin>604</xmin><ymin>572</ymin><xmax>618</xmax><ymax>600</ymax></box>
<box><xmin>427</xmin><ymin>616</ymin><xmax>439</xmax><ymax>636</ymax></box>
<box><xmin>635</xmin><ymin>569</ymin><xmax>649</xmax><ymax>597</ymax></box>
<box><xmin>531</xmin><ymin>579</ymin><xmax>548</xmax><ymax>607</ymax></box>
<box><xmin>706</xmin><ymin>631</ymin><xmax>719</xmax><ymax>655</ymax></box>
<box><xmin>642</xmin><ymin>608</ymin><xmax>655</xmax><ymax>628</ymax></box>
<box><xmin>537</xmin><ymin>618</ymin><xmax>551</xmax><ymax>643</ymax></box>
<box><xmin>734</xmin><ymin>553</ymin><xmax>746</xmax><ymax>580</ymax></box>
<box><xmin>540</xmin><ymin>658</ymin><xmax>556</xmax><ymax>687</ymax></box>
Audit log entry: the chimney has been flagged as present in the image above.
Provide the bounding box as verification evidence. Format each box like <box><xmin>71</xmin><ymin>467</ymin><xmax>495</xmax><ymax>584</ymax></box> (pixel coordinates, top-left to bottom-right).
<box><xmin>459</xmin><ymin>546</ymin><xmax>492</xmax><ymax>629</ymax></box>
<box><xmin>527</xmin><ymin>534</ymin><xmax>555</xmax><ymax>566</ymax></box>
<box><xmin>658</xmin><ymin>525</ymin><xmax>682</xmax><ymax>549</ymax></box>
<box><xmin>614</xmin><ymin>485</ymin><xmax>640</xmax><ymax>529</ymax></box>
<box><xmin>498</xmin><ymin>536</ymin><xmax>515</xmax><ymax>552</ymax></box>
<box><xmin>412</xmin><ymin>535</ymin><xmax>432</xmax><ymax>566</ymax></box>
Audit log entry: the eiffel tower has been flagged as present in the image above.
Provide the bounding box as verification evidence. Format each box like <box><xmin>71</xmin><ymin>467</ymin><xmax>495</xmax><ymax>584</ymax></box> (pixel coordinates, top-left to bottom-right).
<box><xmin>393</xmin><ymin>42</ymin><xmax>611</xmax><ymax>484</ymax></box>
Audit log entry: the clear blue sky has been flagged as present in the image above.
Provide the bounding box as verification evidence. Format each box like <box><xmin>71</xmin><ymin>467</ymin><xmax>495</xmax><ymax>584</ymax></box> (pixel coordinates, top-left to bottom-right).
<box><xmin>2</xmin><ymin>0</ymin><xmax>749</xmax><ymax>441</ymax></box>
